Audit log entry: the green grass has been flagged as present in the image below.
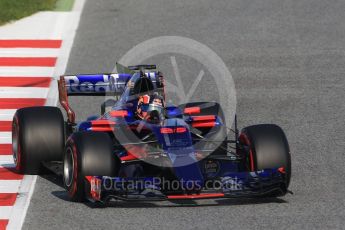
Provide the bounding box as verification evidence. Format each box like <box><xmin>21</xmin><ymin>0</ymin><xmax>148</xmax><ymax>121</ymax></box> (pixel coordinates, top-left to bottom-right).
<box><xmin>55</xmin><ymin>0</ymin><xmax>75</xmax><ymax>11</ymax></box>
<box><xmin>0</xmin><ymin>0</ymin><xmax>58</xmax><ymax>25</ymax></box>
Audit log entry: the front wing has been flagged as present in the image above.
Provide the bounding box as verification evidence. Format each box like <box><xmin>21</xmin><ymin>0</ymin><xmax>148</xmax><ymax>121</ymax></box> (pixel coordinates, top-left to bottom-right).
<box><xmin>85</xmin><ymin>168</ymin><xmax>287</xmax><ymax>202</ymax></box>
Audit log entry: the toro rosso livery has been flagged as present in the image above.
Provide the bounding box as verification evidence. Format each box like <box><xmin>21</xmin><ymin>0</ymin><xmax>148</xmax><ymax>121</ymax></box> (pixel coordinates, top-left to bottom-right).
<box><xmin>12</xmin><ymin>64</ymin><xmax>291</xmax><ymax>203</ymax></box>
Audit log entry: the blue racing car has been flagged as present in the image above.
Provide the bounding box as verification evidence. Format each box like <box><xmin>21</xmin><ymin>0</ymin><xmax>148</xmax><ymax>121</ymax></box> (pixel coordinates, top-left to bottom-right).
<box><xmin>12</xmin><ymin>64</ymin><xmax>291</xmax><ymax>203</ymax></box>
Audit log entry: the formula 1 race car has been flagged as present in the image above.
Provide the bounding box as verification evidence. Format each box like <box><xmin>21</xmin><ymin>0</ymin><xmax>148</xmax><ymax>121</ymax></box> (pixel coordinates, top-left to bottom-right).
<box><xmin>12</xmin><ymin>64</ymin><xmax>291</xmax><ymax>203</ymax></box>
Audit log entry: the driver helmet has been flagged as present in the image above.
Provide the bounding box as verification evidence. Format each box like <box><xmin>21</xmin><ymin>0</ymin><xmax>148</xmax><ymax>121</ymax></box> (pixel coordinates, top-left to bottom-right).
<box><xmin>136</xmin><ymin>93</ymin><xmax>165</xmax><ymax>121</ymax></box>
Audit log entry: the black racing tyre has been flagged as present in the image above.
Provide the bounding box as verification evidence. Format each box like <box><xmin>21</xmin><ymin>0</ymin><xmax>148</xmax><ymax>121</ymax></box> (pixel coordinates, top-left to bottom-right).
<box><xmin>12</xmin><ymin>106</ymin><xmax>65</xmax><ymax>175</ymax></box>
<box><xmin>179</xmin><ymin>102</ymin><xmax>227</xmax><ymax>155</ymax></box>
<box><xmin>239</xmin><ymin>124</ymin><xmax>291</xmax><ymax>189</ymax></box>
<box><xmin>63</xmin><ymin>132</ymin><xmax>120</xmax><ymax>202</ymax></box>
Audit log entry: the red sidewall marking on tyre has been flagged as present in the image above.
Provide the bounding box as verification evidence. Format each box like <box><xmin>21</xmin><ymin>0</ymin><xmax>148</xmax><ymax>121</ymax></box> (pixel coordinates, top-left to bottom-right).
<box><xmin>239</xmin><ymin>133</ymin><xmax>255</xmax><ymax>171</ymax></box>
<box><xmin>67</xmin><ymin>142</ymin><xmax>78</xmax><ymax>197</ymax></box>
<box><xmin>13</xmin><ymin>116</ymin><xmax>21</xmax><ymax>172</ymax></box>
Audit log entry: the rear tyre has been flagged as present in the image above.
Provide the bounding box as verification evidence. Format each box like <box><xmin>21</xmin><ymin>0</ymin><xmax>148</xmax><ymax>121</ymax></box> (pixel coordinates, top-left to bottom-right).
<box><xmin>63</xmin><ymin>132</ymin><xmax>120</xmax><ymax>202</ymax></box>
<box><xmin>239</xmin><ymin>124</ymin><xmax>291</xmax><ymax>193</ymax></box>
<box><xmin>12</xmin><ymin>106</ymin><xmax>65</xmax><ymax>174</ymax></box>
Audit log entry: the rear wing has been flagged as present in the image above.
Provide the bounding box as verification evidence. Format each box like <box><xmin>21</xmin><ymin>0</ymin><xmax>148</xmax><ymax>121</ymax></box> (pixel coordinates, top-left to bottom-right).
<box><xmin>128</xmin><ymin>65</ymin><xmax>156</xmax><ymax>70</ymax></box>
<box><xmin>58</xmin><ymin>72</ymin><xmax>161</xmax><ymax>124</ymax></box>
<box><xmin>60</xmin><ymin>73</ymin><xmax>158</xmax><ymax>96</ymax></box>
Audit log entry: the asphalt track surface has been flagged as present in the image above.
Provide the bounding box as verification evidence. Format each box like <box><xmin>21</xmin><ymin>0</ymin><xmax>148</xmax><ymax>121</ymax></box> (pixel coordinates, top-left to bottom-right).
<box><xmin>24</xmin><ymin>0</ymin><xmax>345</xmax><ymax>229</ymax></box>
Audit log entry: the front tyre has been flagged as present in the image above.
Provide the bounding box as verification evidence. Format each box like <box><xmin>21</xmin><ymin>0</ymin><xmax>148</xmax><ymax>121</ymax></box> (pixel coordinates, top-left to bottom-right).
<box><xmin>63</xmin><ymin>132</ymin><xmax>119</xmax><ymax>202</ymax></box>
<box><xmin>239</xmin><ymin>124</ymin><xmax>291</xmax><ymax>193</ymax></box>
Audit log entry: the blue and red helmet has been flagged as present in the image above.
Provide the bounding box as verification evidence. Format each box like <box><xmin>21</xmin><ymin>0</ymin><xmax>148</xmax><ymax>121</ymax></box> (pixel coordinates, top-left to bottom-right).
<box><xmin>136</xmin><ymin>93</ymin><xmax>165</xmax><ymax>121</ymax></box>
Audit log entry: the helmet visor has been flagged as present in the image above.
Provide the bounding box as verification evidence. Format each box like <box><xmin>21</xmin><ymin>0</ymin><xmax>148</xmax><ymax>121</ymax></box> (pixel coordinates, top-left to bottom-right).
<box><xmin>141</xmin><ymin>104</ymin><xmax>164</xmax><ymax>116</ymax></box>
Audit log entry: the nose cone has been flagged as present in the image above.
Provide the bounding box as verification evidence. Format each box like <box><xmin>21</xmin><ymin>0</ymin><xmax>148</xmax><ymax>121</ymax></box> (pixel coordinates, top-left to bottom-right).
<box><xmin>159</xmin><ymin>118</ymin><xmax>193</xmax><ymax>149</ymax></box>
<box><xmin>157</xmin><ymin>118</ymin><xmax>204</xmax><ymax>190</ymax></box>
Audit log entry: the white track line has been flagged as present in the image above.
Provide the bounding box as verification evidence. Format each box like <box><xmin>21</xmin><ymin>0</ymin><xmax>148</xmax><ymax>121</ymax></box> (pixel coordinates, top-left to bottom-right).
<box><xmin>0</xmin><ymin>132</ymin><xmax>11</xmax><ymax>144</ymax></box>
<box><xmin>0</xmin><ymin>155</ymin><xmax>14</xmax><ymax>167</ymax></box>
<box><xmin>0</xmin><ymin>67</ymin><xmax>54</xmax><ymax>77</ymax></box>
<box><xmin>0</xmin><ymin>87</ymin><xmax>49</xmax><ymax>98</ymax></box>
<box><xmin>0</xmin><ymin>48</ymin><xmax>59</xmax><ymax>57</ymax></box>
<box><xmin>0</xmin><ymin>109</ymin><xmax>16</xmax><ymax>121</ymax></box>
<box><xmin>0</xmin><ymin>206</ymin><xmax>12</xmax><ymax>219</ymax></box>
<box><xmin>0</xmin><ymin>180</ymin><xmax>21</xmax><ymax>193</ymax></box>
